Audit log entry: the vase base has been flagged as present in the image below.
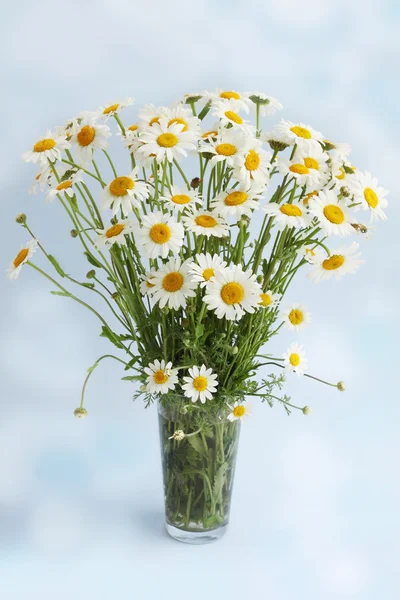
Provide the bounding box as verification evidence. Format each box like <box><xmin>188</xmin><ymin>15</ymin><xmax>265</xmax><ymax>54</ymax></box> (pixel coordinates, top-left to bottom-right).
<box><xmin>165</xmin><ymin>522</ymin><xmax>228</xmax><ymax>544</ymax></box>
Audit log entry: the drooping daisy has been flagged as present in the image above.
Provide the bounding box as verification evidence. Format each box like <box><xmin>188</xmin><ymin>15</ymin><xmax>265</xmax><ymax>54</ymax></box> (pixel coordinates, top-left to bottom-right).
<box><xmin>297</xmin><ymin>245</ymin><xmax>318</xmax><ymax>263</ymax></box>
<box><xmin>247</xmin><ymin>93</ymin><xmax>283</xmax><ymax>117</ymax></box>
<box><xmin>308</xmin><ymin>189</ymin><xmax>355</xmax><ymax>237</ymax></box>
<box><xmin>278</xmin><ymin>157</ymin><xmax>320</xmax><ymax>189</ymax></box>
<box><xmin>233</xmin><ymin>137</ymin><xmax>272</xmax><ymax>188</ymax></box>
<box><xmin>348</xmin><ymin>171</ymin><xmax>388</xmax><ymax>221</ymax></box>
<box><xmin>227</xmin><ymin>401</ymin><xmax>250</xmax><ymax>422</ymax></box>
<box><xmin>203</xmin><ymin>89</ymin><xmax>250</xmax><ymax>113</ymax></box>
<box><xmin>97</xmin><ymin>97</ymin><xmax>134</xmax><ymax>119</ymax></box>
<box><xmin>136</xmin><ymin>212</ymin><xmax>184</xmax><ymax>259</ymax></box>
<box><xmin>160</xmin><ymin>185</ymin><xmax>201</xmax><ymax>212</ymax></box>
<box><xmin>269</xmin><ymin>120</ymin><xmax>324</xmax><ymax>147</ymax></box>
<box><xmin>212</xmin><ymin>100</ymin><xmax>255</xmax><ymax>134</ymax></box>
<box><xmin>282</xmin><ymin>303</ymin><xmax>311</xmax><ymax>332</ymax></box>
<box><xmin>46</xmin><ymin>171</ymin><xmax>84</xmax><ymax>202</ymax></box>
<box><xmin>258</xmin><ymin>290</ymin><xmax>280</xmax><ymax>309</ymax></box>
<box><xmin>199</xmin><ymin>129</ymin><xmax>244</xmax><ymax>166</ymax></box>
<box><xmin>293</xmin><ymin>144</ymin><xmax>330</xmax><ymax>187</ymax></box>
<box><xmin>189</xmin><ymin>253</ymin><xmax>227</xmax><ymax>288</ymax></box>
<box><xmin>138</xmin><ymin>120</ymin><xmax>198</xmax><ymax>163</ymax></box>
<box><xmin>102</xmin><ymin>167</ymin><xmax>149</xmax><ymax>215</ymax></box>
<box><xmin>182</xmin><ymin>365</ymin><xmax>218</xmax><ymax>404</ymax></box>
<box><xmin>211</xmin><ymin>184</ymin><xmax>263</xmax><ymax>219</ymax></box>
<box><xmin>71</xmin><ymin>119</ymin><xmax>111</xmax><ymax>165</ymax></box>
<box><xmin>203</xmin><ymin>264</ymin><xmax>262</xmax><ymax>321</ymax></box>
<box><xmin>307</xmin><ymin>242</ymin><xmax>363</xmax><ymax>283</ymax></box>
<box><xmin>144</xmin><ymin>359</ymin><xmax>179</xmax><ymax>395</ymax></box>
<box><xmin>162</xmin><ymin>105</ymin><xmax>201</xmax><ymax>134</ymax></box>
<box><xmin>139</xmin><ymin>270</ymin><xmax>157</xmax><ymax>296</ymax></box>
<box><xmin>7</xmin><ymin>239</ymin><xmax>38</xmax><ymax>280</ymax></box>
<box><xmin>181</xmin><ymin>209</ymin><xmax>229</xmax><ymax>238</ymax></box>
<box><xmin>283</xmin><ymin>343</ymin><xmax>308</xmax><ymax>376</ymax></box>
<box><xmin>151</xmin><ymin>257</ymin><xmax>196</xmax><ymax>310</ymax></box>
<box><xmin>95</xmin><ymin>219</ymin><xmax>135</xmax><ymax>248</ymax></box>
<box><xmin>263</xmin><ymin>202</ymin><xmax>310</xmax><ymax>230</ymax></box>
<box><xmin>22</xmin><ymin>130</ymin><xmax>71</xmax><ymax>165</ymax></box>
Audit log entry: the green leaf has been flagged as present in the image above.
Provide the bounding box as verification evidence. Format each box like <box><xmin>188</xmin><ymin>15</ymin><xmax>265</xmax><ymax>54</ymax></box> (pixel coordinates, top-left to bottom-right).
<box><xmin>195</xmin><ymin>324</ymin><xmax>205</xmax><ymax>339</ymax></box>
<box><xmin>100</xmin><ymin>325</ymin><xmax>124</xmax><ymax>349</ymax></box>
<box><xmin>124</xmin><ymin>356</ymin><xmax>139</xmax><ymax>371</ymax></box>
<box><xmin>121</xmin><ymin>375</ymin><xmax>143</xmax><ymax>381</ymax></box>
<box><xmin>198</xmin><ymin>100</ymin><xmax>212</xmax><ymax>120</ymax></box>
<box><xmin>212</xmin><ymin>462</ymin><xmax>228</xmax><ymax>506</ymax></box>
<box><xmin>48</xmin><ymin>255</ymin><xmax>65</xmax><ymax>278</ymax></box>
<box><xmin>84</xmin><ymin>252</ymin><xmax>103</xmax><ymax>268</ymax></box>
<box><xmin>187</xmin><ymin>434</ymin><xmax>208</xmax><ymax>459</ymax></box>
<box><xmin>50</xmin><ymin>290</ymin><xmax>70</xmax><ymax>297</ymax></box>
<box><xmin>69</xmin><ymin>195</ymin><xmax>78</xmax><ymax>211</ymax></box>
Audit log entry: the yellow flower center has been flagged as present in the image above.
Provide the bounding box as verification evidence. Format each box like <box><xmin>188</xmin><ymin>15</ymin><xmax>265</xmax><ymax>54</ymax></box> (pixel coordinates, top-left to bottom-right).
<box><xmin>220</xmin><ymin>91</ymin><xmax>241</xmax><ymax>100</ymax></box>
<box><xmin>168</xmin><ymin>118</ymin><xmax>188</xmax><ymax>132</ymax></box>
<box><xmin>13</xmin><ymin>248</ymin><xmax>29</xmax><ymax>268</ymax></box>
<box><xmin>171</xmin><ymin>194</ymin><xmax>191</xmax><ymax>205</ymax></box>
<box><xmin>290</xmin><ymin>126</ymin><xmax>311</xmax><ymax>139</ymax></box>
<box><xmin>157</xmin><ymin>133</ymin><xmax>179</xmax><ymax>148</ymax></box>
<box><xmin>103</xmin><ymin>103</ymin><xmax>120</xmax><ymax>114</ymax></box>
<box><xmin>289</xmin><ymin>353</ymin><xmax>300</xmax><ymax>366</ymax></box>
<box><xmin>109</xmin><ymin>176</ymin><xmax>135</xmax><ymax>197</ymax></box>
<box><xmin>149</xmin><ymin>117</ymin><xmax>160</xmax><ymax>126</ymax></box>
<box><xmin>162</xmin><ymin>271</ymin><xmax>184</xmax><ymax>292</ymax></box>
<box><xmin>153</xmin><ymin>369</ymin><xmax>168</xmax><ymax>384</ymax></box>
<box><xmin>224</xmin><ymin>111</ymin><xmax>243</xmax><ymax>124</ymax></box>
<box><xmin>128</xmin><ymin>124</ymin><xmax>139</xmax><ymax>131</ymax></box>
<box><xmin>202</xmin><ymin>268</ymin><xmax>214</xmax><ymax>281</ymax></box>
<box><xmin>33</xmin><ymin>138</ymin><xmax>56</xmax><ymax>153</ymax></box>
<box><xmin>322</xmin><ymin>255</ymin><xmax>345</xmax><ymax>271</ymax></box>
<box><xmin>105</xmin><ymin>223</ymin><xmax>125</xmax><ymax>238</ymax></box>
<box><xmin>323</xmin><ymin>204</ymin><xmax>345</xmax><ymax>224</ymax></box>
<box><xmin>202</xmin><ymin>130</ymin><xmax>218</xmax><ymax>138</ymax></box>
<box><xmin>216</xmin><ymin>143</ymin><xmax>237</xmax><ymax>156</ymax></box>
<box><xmin>220</xmin><ymin>282</ymin><xmax>244</xmax><ymax>305</ymax></box>
<box><xmin>225</xmin><ymin>191</ymin><xmax>247</xmax><ymax>206</ymax></box>
<box><xmin>304</xmin><ymin>157</ymin><xmax>319</xmax><ymax>170</ymax></box>
<box><xmin>56</xmin><ymin>181</ymin><xmax>73</xmax><ymax>191</ymax></box>
<box><xmin>150</xmin><ymin>223</ymin><xmax>171</xmax><ymax>244</ymax></box>
<box><xmin>233</xmin><ymin>405</ymin><xmax>246</xmax><ymax>417</ymax></box>
<box><xmin>77</xmin><ymin>125</ymin><xmax>96</xmax><ymax>147</ymax></box>
<box><xmin>289</xmin><ymin>163</ymin><xmax>309</xmax><ymax>175</ymax></box>
<box><xmin>303</xmin><ymin>191</ymin><xmax>318</xmax><ymax>206</ymax></box>
<box><xmin>280</xmin><ymin>204</ymin><xmax>303</xmax><ymax>217</ymax></box>
<box><xmin>259</xmin><ymin>293</ymin><xmax>272</xmax><ymax>306</ymax></box>
<box><xmin>364</xmin><ymin>187</ymin><xmax>378</xmax><ymax>209</ymax></box>
<box><xmin>336</xmin><ymin>168</ymin><xmax>345</xmax><ymax>180</ymax></box>
<box><xmin>288</xmin><ymin>309</ymin><xmax>304</xmax><ymax>326</ymax></box>
<box><xmin>244</xmin><ymin>150</ymin><xmax>260</xmax><ymax>171</ymax></box>
<box><xmin>193</xmin><ymin>376</ymin><xmax>208</xmax><ymax>391</ymax></box>
<box><xmin>195</xmin><ymin>215</ymin><xmax>217</xmax><ymax>228</ymax></box>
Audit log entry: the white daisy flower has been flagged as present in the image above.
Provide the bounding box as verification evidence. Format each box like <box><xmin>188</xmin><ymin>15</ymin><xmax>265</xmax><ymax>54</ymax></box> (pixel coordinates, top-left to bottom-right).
<box><xmin>258</xmin><ymin>290</ymin><xmax>280</xmax><ymax>309</ymax></box>
<box><xmin>22</xmin><ymin>130</ymin><xmax>71</xmax><ymax>165</ymax></box>
<box><xmin>263</xmin><ymin>201</ymin><xmax>310</xmax><ymax>230</ymax></box>
<box><xmin>293</xmin><ymin>144</ymin><xmax>330</xmax><ymax>185</ymax></box>
<box><xmin>203</xmin><ymin>264</ymin><xmax>262</xmax><ymax>321</ymax></box>
<box><xmin>182</xmin><ymin>364</ymin><xmax>218</xmax><ymax>404</ymax></box>
<box><xmin>46</xmin><ymin>171</ymin><xmax>84</xmax><ymax>202</ymax></box>
<box><xmin>212</xmin><ymin>100</ymin><xmax>255</xmax><ymax>134</ymax></box>
<box><xmin>151</xmin><ymin>257</ymin><xmax>196</xmax><ymax>310</ymax></box>
<box><xmin>29</xmin><ymin>163</ymin><xmax>56</xmax><ymax>195</ymax></box>
<box><xmin>278</xmin><ymin>157</ymin><xmax>321</xmax><ymax>189</ymax></box>
<box><xmin>139</xmin><ymin>270</ymin><xmax>157</xmax><ymax>296</ymax></box>
<box><xmin>97</xmin><ymin>98</ymin><xmax>134</xmax><ymax>119</ymax></box>
<box><xmin>323</xmin><ymin>140</ymin><xmax>352</xmax><ymax>161</ymax></box>
<box><xmin>71</xmin><ymin>119</ymin><xmax>111</xmax><ymax>165</ymax></box>
<box><xmin>7</xmin><ymin>239</ymin><xmax>38</xmax><ymax>280</ymax></box>
<box><xmin>102</xmin><ymin>167</ymin><xmax>149</xmax><ymax>215</ymax></box>
<box><xmin>162</xmin><ymin>105</ymin><xmax>201</xmax><ymax>134</ymax></box>
<box><xmin>144</xmin><ymin>359</ymin><xmax>179</xmax><ymax>395</ymax></box>
<box><xmin>211</xmin><ymin>184</ymin><xmax>263</xmax><ymax>219</ymax></box>
<box><xmin>302</xmin><ymin>190</ymin><xmax>319</xmax><ymax>207</ymax></box>
<box><xmin>331</xmin><ymin>161</ymin><xmax>356</xmax><ymax>187</ymax></box>
<box><xmin>247</xmin><ymin>93</ymin><xmax>283</xmax><ymax>117</ymax></box>
<box><xmin>203</xmin><ymin>89</ymin><xmax>250</xmax><ymax>113</ymax></box>
<box><xmin>307</xmin><ymin>242</ymin><xmax>363</xmax><ymax>283</ymax></box>
<box><xmin>95</xmin><ymin>219</ymin><xmax>135</xmax><ymax>248</ymax></box>
<box><xmin>138</xmin><ymin>119</ymin><xmax>198</xmax><ymax>163</ymax></box>
<box><xmin>233</xmin><ymin>137</ymin><xmax>272</xmax><ymax>188</ymax></box>
<box><xmin>297</xmin><ymin>245</ymin><xmax>318</xmax><ymax>263</ymax></box>
<box><xmin>227</xmin><ymin>401</ymin><xmax>250</xmax><ymax>422</ymax></box>
<box><xmin>160</xmin><ymin>185</ymin><xmax>201</xmax><ymax>212</ymax></box>
<box><xmin>181</xmin><ymin>209</ymin><xmax>229</xmax><ymax>238</ymax></box>
<box><xmin>137</xmin><ymin>104</ymin><xmax>167</xmax><ymax>128</ymax></box>
<box><xmin>199</xmin><ymin>129</ymin><xmax>245</xmax><ymax>166</ymax></box>
<box><xmin>283</xmin><ymin>343</ymin><xmax>308</xmax><ymax>376</ymax></box>
<box><xmin>348</xmin><ymin>171</ymin><xmax>388</xmax><ymax>221</ymax></box>
<box><xmin>308</xmin><ymin>189</ymin><xmax>355</xmax><ymax>237</ymax></box>
<box><xmin>200</xmin><ymin>127</ymin><xmax>219</xmax><ymax>141</ymax></box>
<box><xmin>189</xmin><ymin>253</ymin><xmax>227</xmax><ymax>288</ymax></box>
<box><xmin>282</xmin><ymin>303</ymin><xmax>311</xmax><ymax>332</ymax></box>
<box><xmin>137</xmin><ymin>211</ymin><xmax>184</xmax><ymax>259</ymax></box>
<box><xmin>269</xmin><ymin>120</ymin><xmax>324</xmax><ymax>147</ymax></box>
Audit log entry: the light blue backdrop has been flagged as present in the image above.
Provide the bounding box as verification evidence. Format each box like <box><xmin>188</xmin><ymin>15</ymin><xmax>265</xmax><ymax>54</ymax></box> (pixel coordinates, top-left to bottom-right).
<box><xmin>1</xmin><ymin>1</ymin><xmax>399</xmax><ymax>598</ymax></box>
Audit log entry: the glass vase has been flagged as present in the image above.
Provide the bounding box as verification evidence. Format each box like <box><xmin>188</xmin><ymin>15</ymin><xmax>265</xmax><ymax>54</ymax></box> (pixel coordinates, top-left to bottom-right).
<box><xmin>158</xmin><ymin>399</ymin><xmax>241</xmax><ymax>544</ymax></box>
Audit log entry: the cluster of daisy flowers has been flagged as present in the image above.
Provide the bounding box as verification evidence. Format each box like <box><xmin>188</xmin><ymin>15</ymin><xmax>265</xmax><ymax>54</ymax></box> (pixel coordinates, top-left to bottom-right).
<box><xmin>13</xmin><ymin>89</ymin><xmax>388</xmax><ymax>418</ymax></box>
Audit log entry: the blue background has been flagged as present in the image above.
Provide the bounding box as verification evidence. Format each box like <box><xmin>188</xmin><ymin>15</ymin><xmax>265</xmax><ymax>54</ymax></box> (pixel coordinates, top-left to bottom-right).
<box><xmin>1</xmin><ymin>1</ymin><xmax>399</xmax><ymax>598</ymax></box>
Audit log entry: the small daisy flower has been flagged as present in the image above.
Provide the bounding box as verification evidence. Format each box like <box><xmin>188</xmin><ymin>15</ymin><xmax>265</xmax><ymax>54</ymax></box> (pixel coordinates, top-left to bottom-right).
<box><xmin>7</xmin><ymin>239</ymin><xmax>38</xmax><ymax>280</ymax></box>
<box><xmin>283</xmin><ymin>343</ymin><xmax>308</xmax><ymax>376</ymax></box>
<box><xmin>203</xmin><ymin>89</ymin><xmax>250</xmax><ymax>113</ymax></box>
<box><xmin>189</xmin><ymin>253</ymin><xmax>227</xmax><ymax>288</ymax></box>
<box><xmin>278</xmin><ymin>157</ymin><xmax>321</xmax><ymax>189</ymax></box>
<box><xmin>263</xmin><ymin>202</ymin><xmax>310</xmax><ymax>230</ymax></box>
<box><xmin>169</xmin><ymin>430</ymin><xmax>185</xmax><ymax>441</ymax></box>
<box><xmin>308</xmin><ymin>189</ymin><xmax>355</xmax><ymax>237</ymax></box>
<box><xmin>233</xmin><ymin>137</ymin><xmax>272</xmax><ymax>188</ymax></box>
<box><xmin>160</xmin><ymin>185</ymin><xmax>201</xmax><ymax>212</ymax></box>
<box><xmin>323</xmin><ymin>140</ymin><xmax>351</xmax><ymax>161</ymax></box>
<box><xmin>293</xmin><ymin>144</ymin><xmax>330</xmax><ymax>187</ymax></box>
<box><xmin>137</xmin><ymin>104</ymin><xmax>167</xmax><ymax>128</ymax></box>
<box><xmin>97</xmin><ymin>97</ymin><xmax>134</xmax><ymax>119</ymax></box>
<box><xmin>162</xmin><ymin>105</ymin><xmax>201</xmax><ymax>134</ymax></box>
<box><xmin>151</xmin><ymin>257</ymin><xmax>196</xmax><ymax>310</ymax></box>
<box><xmin>95</xmin><ymin>219</ymin><xmax>135</xmax><ymax>248</ymax></box>
<box><xmin>138</xmin><ymin>119</ymin><xmax>198</xmax><ymax>163</ymax></box>
<box><xmin>137</xmin><ymin>211</ymin><xmax>184</xmax><ymax>259</ymax></box>
<box><xmin>307</xmin><ymin>242</ymin><xmax>363</xmax><ymax>283</ymax></box>
<box><xmin>144</xmin><ymin>359</ymin><xmax>179</xmax><ymax>395</ymax></box>
<box><xmin>182</xmin><ymin>365</ymin><xmax>218</xmax><ymax>404</ymax></box>
<box><xmin>331</xmin><ymin>161</ymin><xmax>356</xmax><ymax>186</ymax></box>
<box><xmin>269</xmin><ymin>120</ymin><xmax>324</xmax><ymax>147</ymax></box>
<box><xmin>348</xmin><ymin>171</ymin><xmax>388</xmax><ymax>221</ymax></box>
<box><xmin>29</xmin><ymin>163</ymin><xmax>55</xmax><ymax>195</ymax></box>
<box><xmin>139</xmin><ymin>270</ymin><xmax>157</xmax><ymax>296</ymax></box>
<box><xmin>199</xmin><ymin>129</ymin><xmax>245</xmax><ymax>166</ymax></box>
<box><xmin>71</xmin><ymin>119</ymin><xmax>111</xmax><ymax>165</ymax></box>
<box><xmin>181</xmin><ymin>209</ymin><xmax>229</xmax><ymax>238</ymax></box>
<box><xmin>227</xmin><ymin>401</ymin><xmax>250</xmax><ymax>422</ymax></box>
<box><xmin>298</xmin><ymin>245</ymin><xmax>318</xmax><ymax>263</ymax></box>
<box><xmin>22</xmin><ymin>130</ymin><xmax>71</xmax><ymax>165</ymax></box>
<box><xmin>46</xmin><ymin>171</ymin><xmax>84</xmax><ymax>202</ymax></box>
<box><xmin>213</xmin><ymin>100</ymin><xmax>255</xmax><ymax>134</ymax></box>
<box><xmin>282</xmin><ymin>303</ymin><xmax>311</xmax><ymax>332</ymax></box>
<box><xmin>247</xmin><ymin>93</ymin><xmax>283</xmax><ymax>117</ymax></box>
<box><xmin>203</xmin><ymin>264</ymin><xmax>262</xmax><ymax>321</ymax></box>
<box><xmin>259</xmin><ymin>290</ymin><xmax>280</xmax><ymax>309</ymax></box>
<box><xmin>211</xmin><ymin>184</ymin><xmax>263</xmax><ymax>220</ymax></box>
<box><xmin>102</xmin><ymin>167</ymin><xmax>149</xmax><ymax>215</ymax></box>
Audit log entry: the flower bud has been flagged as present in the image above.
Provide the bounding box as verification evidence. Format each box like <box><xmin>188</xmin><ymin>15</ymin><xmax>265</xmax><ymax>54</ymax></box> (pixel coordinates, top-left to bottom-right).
<box><xmin>74</xmin><ymin>407</ymin><xmax>88</xmax><ymax>418</ymax></box>
<box><xmin>70</xmin><ymin>229</ymin><xmax>78</xmax><ymax>238</ymax></box>
<box><xmin>162</xmin><ymin>306</ymin><xmax>170</xmax><ymax>315</ymax></box>
<box><xmin>140</xmin><ymin>384</ymin><xmax>147</xmax><ymax>392</ymax></box>
<box><xmin>86</xmin><ymin>270</ymin><xmax>96</xmax><ymax>279</ymax></box>
<box><xmin>15</xmin><ymin>213</ymin><xmax>27</xmax><ymax>224</ymax></box>
<box><xmin>302</xmin><ymin>406</ymin><xmax>311</xmax><ymax>415</ymax></box>
<box><xmin>239</xmin><ymin>217</ymin><xmax>249</xmax><ymax>228</ymax></box>
<box><xmin>185</xmin><ymin>95</ymin><xmax>202</xmax><ymax>104</ymax></box>
<box><xmin>256</xmin><ymin>275</ymin><xmax>263</xmax><ymax>284</ymax></box>
<box><xmin>111</xmin><ymin>292</ymin><xmax>119</xmax><ymax>300</ymax></box>
<box><xmin>340</xmin><ymin>186</ymin><xmax>350</xmax><ymax>198</ymax></box>
<box><xmin>337</xmin><ymin>381</ymin><xmax>345</xmax><ymax>392</ymax></box>
<box><xmin>169</xmin><ymin>429</ymin><xmax>185</xmax><ymax>441</ymax></box>
<box><xmin>190</xmin><ymin>177</ymin><xmax>201</xmax><ymax>189</ymax></box>
<box><xmin>231</xmin><ymin>346</ymin><xmax>239</xmax><ymax>355</ymax></box>
<box><xmin>180</xmin><ymin>405</ymin><xmax>188</xmax><ymax>415</ymax></box>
